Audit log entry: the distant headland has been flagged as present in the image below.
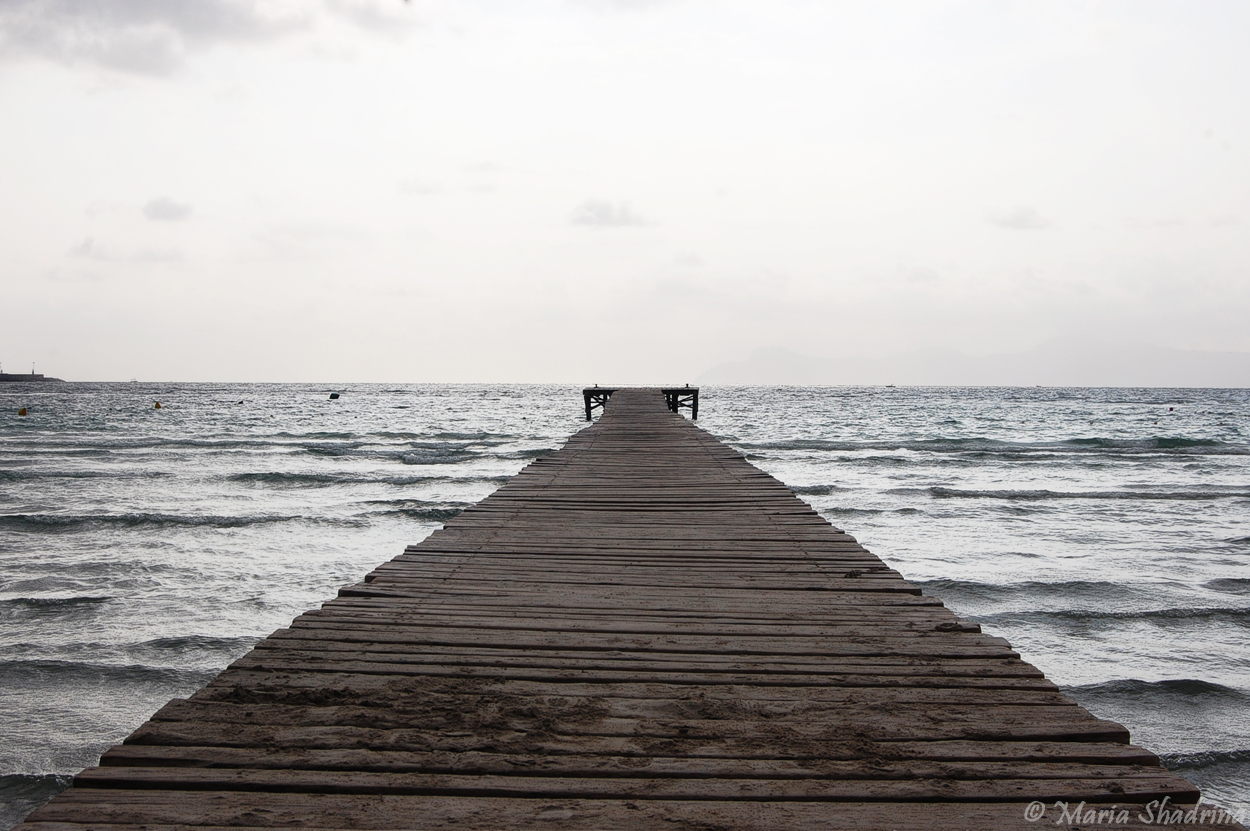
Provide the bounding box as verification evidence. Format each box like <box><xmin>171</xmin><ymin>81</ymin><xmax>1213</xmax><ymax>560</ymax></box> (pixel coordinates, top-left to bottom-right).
<box><xmin>0</xmin><ymin>371</ymin><xmax>64</xmax><ymax>382</ymax></box>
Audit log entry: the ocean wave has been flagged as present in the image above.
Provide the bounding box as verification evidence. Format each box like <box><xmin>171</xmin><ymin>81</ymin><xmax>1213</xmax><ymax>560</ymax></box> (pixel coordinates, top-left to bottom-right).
<box><xmin>1066</xmin><ymin>678</ymin><xmax>1248</xmax><ymax>701</ymax></box>
<box><xmin>791</xmin><ymin>484</ymin><xmax>849</xmax><ymax>495</ymax></box>
<box><xmin>4</xmin><ymin>636</ymin><xmax>260</xmax><ymax>669</ymax></box>
<box><xmin>58</xmin><ymin>437</ymin><xmax>276</xmax><ymax>452</ymax></box>
<box><xmin>297</xmin><ymin>441</ymin><xmax>365</xmax><ymax>457</ymax></box>
<box><xmin>431</xmin><ymin>431</ymin><xmax>514</xmax><ymax>441</ymax></box>
<box><xmin>0</xmin><ymin>658</ymin><xmax>217</xmax><ymax>687</ymax></box>
<box><xmin>29</xmin><ymin>447</ymin><xmax>113</xmax><ymax>457</ymax></box>
<box><xmin>510</xmin><ymin>448</ymin><xmax>554</xmax><ymax>459</ymax></box>
<box><xmin>0</xmin><ymin>596</ymin><xmax>112</xmax><ymax>612</ymax></box>
<box><xmin>0</xmin><ymin>596</ymin><xmax>114</xmax><ymax>625</ymax></box>
<box><xmin>1207</xmin><ymin>579</ymin><xmax>1250</xmax><ymax>594</ymax></box>
<box><xmin>0</xmin><ymin>513</ymin><xmax>312</xmax><ymax>532</ymax></box>
<box><xmin>1225</xmin><ymin>536</ymin><xmax>1250</xmax><ymax>546</ymax></box>
<box><xmin>1161</xmin><ymin>749</ymin><xmax>1250</xmax><ymax>772</ymax></box>
<box><xmin>398</xmin><ymin>450</ymin><xmax>475</xmax><ymax>465</ymax></box>
<box><xmin>232</xmin><ymin>471</ymin><xmax>371</xmax><ymax>486</ymax></box>
<box><xmin>0</xmin><ymin>774</ymin><xmax>72</xmax><ymax>830</ymax></box>
<box><xmin>392</xmin><ymin>507</ymin><xmax>465</xmax><ymax>522</ymax></box>
<box><xmin>0</xmin><ymin>469</ymin><xmax>114</xmax><ymax>481</ymax></box>
<box><xmin>737</xmin><ymin>436</ymin><xmax>1249</xmax><ymax>457</ymax></box>
<box><xmin>979</xmin><ymin>607</ymin><xmax>1250</xmax><ymax>627</ymax></box>
<box><xmin>124</xmin><ymin>635</ymin><xmax>260</xmax><ymax>666</ymax></box>
<box><xmin>363</xmin><ymin>500</ymin><xmax>471</xmax><ymax>522</ymax></box>
<box><xmin>822</xmin><ymin>507</ymin><xmax>885</xmax><ymax>516</ymax></box>
<box><xmin>17</xmin><ymin>434</ymin><xmax>514</xmax><ymax>457</ymax></box>
<box><xmin>230</xmin><ymin>471</ymin><xmax>510</xmax><ymax>487</ymax></box>
<box><xmin>136</xmin><ymin>635</ymin><xmax>259</xmax><ymax>653</ymax></box>
<box><xmin>917</xmin><ymin>579</ymin><xmax>1141</xmax><ymax>604</ymax></box>
<box><xmin>917</xmin><ymin>486</ymin><xmax>1250</xmax><ymax>501</ymax></box>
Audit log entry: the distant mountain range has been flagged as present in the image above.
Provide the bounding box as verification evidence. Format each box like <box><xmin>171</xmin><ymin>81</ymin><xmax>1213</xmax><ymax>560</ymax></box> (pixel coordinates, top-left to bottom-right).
<box><xmin>696</xmin><ymin>339</ymin><xmax>1250</xmax><ymax>387</ymax></box>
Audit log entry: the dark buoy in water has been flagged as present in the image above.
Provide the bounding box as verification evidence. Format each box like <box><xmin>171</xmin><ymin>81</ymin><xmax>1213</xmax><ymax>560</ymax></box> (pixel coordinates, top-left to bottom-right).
<box><xmin>154</xmin><ymin>402</ymin><xmax>162</xmax><ymax>409</ymax></box>
<box><xmin>18</xmin><ymin>408</ymin><xmax>27</xmax><ymax>416</ymax></box>
<box><xmin>329</xmin><ymin>392</ymin><xmax>340</xmax><ymax>400</ymax></box>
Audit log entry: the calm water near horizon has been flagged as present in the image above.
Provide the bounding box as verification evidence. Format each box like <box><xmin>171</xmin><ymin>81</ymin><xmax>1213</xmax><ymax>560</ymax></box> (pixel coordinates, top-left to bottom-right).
<box><xmin>1</xmin><ymin>383</ymin><xmax>1248</xmax><ymax>827</ymax></box>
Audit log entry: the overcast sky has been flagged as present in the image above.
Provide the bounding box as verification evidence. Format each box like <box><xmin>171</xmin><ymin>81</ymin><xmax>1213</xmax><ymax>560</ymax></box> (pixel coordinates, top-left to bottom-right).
<box><xmin>1</xmin><ymin>0</ymin><xmax>1247</xmax><ymax>382</ymax></box>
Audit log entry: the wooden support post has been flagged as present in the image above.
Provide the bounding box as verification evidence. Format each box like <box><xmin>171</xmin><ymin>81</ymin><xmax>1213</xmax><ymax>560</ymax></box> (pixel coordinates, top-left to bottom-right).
<box><xmin>660</xmin><ymin>386</ymin><xmax>699</xmax><ymax>420</ymax></box>
<box><xmin>582</xmin><ymin>387</ymin><xmax>617</xmax><ymax>421</ymax></box>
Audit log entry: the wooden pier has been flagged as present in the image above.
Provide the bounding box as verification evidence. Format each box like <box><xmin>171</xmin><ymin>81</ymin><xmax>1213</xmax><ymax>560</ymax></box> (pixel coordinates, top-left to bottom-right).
<box><xmin>19</xmin><ymin>389</ymin><xmax>1237</xmax><ymax>830</ymax></box>
<box><xmin>584</xmin><ymin>386</ymin><xmax>698</xmax><ymax>420</ymax></box>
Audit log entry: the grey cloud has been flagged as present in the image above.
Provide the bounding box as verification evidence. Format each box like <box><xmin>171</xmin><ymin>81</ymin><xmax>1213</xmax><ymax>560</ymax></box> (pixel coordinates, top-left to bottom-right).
<box><xmin>577</xmin><ymin>0</ymin><xmax>680</xmax><ymax>11</ymax></box>
<box><xmin>987</xmin><ymin>207</ymin><xmax>1052</xmax><ymax>230</ymax></box>
<box><xmin>144</xmin><ymin>196</ymin><xmax>193</xmax><ymax>221</ymax></box>
<box><xmin>0</xmin><ymin>0</ymin><xmax>311</xmax><ymax>75</ymax></box>
<box><xmin>67</xmin><ymin>237</ymin><xmax>181</xmax><ymax>263</ymax></box>
<box><xmin>570</xmin><ymin>200</ymin><xmax>648</xmax><ymax>228</ymax></box>
<box><xmin>323</xmin><ymin>0</ymin><xmax>418</xmax><ymax>35</ymax></box>
<box><xmin>399</xmin><ymin>178</ymin><xmax>442</xmax><ymax>195</ymax></box>
<box><xmin>897</xmin><ymin>265</ymin><xmax>941</xmax><ymax>283</ymax></box>
<box><xmin>132</xmin><ymin>248</ymin><xmax>183</xmax><ymax>263</ymax></box>
<box><xmin>44</xmin><ymin>267</ymin><xmax>103</xmax><ymax>283</ymax></box>
<box><xmin>69</xmin><ymin>237</ymin><xmax>96</xmax><ymax>257</ymax></box>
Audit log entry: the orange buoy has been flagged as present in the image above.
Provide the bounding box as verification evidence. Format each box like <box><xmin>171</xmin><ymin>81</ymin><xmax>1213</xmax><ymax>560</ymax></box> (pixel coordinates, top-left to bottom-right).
<box><xmin>154</xmin><ymin>402</ymin><xmax>162</xmax><ymax>409</ymax></box>
<box><xmin>17</xmin><ymin>408</ymin><xmax>27</xmax><ymax>416</ymax></box>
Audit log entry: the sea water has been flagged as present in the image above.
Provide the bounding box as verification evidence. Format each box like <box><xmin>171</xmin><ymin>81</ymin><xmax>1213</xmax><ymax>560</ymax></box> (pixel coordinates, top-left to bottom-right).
<box><xmin>1</xmin><ymin>383</ymin><xmax>1247</xmax><ymax>827</ymax></box>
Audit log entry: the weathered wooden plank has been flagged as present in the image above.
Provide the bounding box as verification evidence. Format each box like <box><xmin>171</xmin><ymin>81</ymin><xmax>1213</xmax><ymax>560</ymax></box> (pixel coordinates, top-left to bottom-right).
<box><xmin>71</xmin><ymin>766</ymin><xmax>1199</xmax><ymax>803</ymax></box>
<box><xmin>110</xmin><ymin>727</ymin><xmax>1165</xmax><ymax>763</ymax></box>
<box><xmin>24</xmin><ymin>793</ymin><xmax>1245</xmax><ymax>831</ymax></box>
<box><xmin>97</xmin><ymin>746</ymin><xmax>1172</xmax><ymax>783</ymax></box>
<box><xmin>188</xmin><ymin>669</ymin><xmax>1061</xmax><ymax>702</ymax></box>
<box><xmin>122</xmin><ymin>709</ymin><xmax>1130</xmax><ymax>746</ymax></box>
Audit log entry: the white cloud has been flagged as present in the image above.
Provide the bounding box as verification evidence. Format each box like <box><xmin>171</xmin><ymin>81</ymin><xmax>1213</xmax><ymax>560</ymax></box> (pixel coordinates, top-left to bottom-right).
<box><xmin>143</xmin><ymin>196</ymin><xmax>193</xmax><ymax>221</ymax></box>
<box><xmin>987</xmin><ymin>207</ymin><xmax>1052</xmax><ymax>230</ymax></box>
<box><xmin>0</xmin><ymin>0</ymin><xmax>391</xmax><ymax>75</ymax></box>
<box><xmin>570</xmin><ymin>200</ymin><xmax>648</xmax><ymax>228</ymax></box>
